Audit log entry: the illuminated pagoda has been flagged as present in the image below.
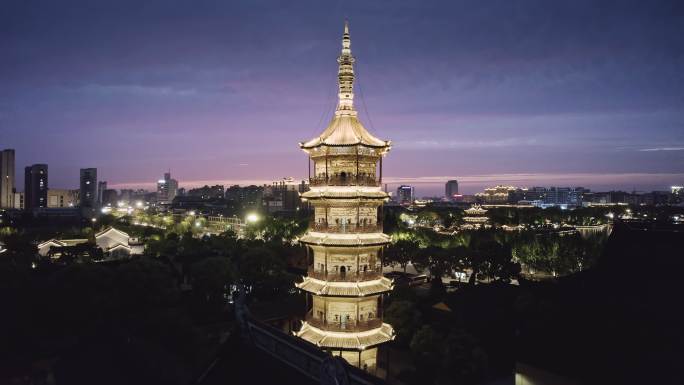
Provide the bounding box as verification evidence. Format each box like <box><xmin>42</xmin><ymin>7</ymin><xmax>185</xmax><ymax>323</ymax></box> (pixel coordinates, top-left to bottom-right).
<box><xmin>461</xmin><ymin>204</ymin><xmax>490</xmax><ymax>229</ymax></box>
<box><xmin>295</xmin><ymin>22</ymin><xmax>395</xmax><ymax>374</ymax></box>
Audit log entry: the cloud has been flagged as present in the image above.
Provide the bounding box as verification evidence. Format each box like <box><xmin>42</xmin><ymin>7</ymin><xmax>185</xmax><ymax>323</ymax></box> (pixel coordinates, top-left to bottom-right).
<box><xmin>638</xmin><ymin>147</ymin><xmax>684</xmax><ymax>152</ymax></box>
<box><xmin>397</xmin><ymin>137</ymin><xmax>538</xmax><ymax>150</ymax></box>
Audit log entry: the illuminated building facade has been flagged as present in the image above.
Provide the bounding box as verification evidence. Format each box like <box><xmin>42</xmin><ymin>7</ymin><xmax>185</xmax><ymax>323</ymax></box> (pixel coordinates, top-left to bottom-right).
<box><xmin>295</xmin><ymin>23</ymin><xmax>395</xmax><ymax>375</ymax></box>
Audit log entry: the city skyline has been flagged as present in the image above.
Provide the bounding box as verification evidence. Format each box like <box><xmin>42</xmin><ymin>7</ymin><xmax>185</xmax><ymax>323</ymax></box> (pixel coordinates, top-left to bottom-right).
<box><xmin>2</xmin><ymin>1</ymin><xmax>683</xmax><ymax>195</ymax></box>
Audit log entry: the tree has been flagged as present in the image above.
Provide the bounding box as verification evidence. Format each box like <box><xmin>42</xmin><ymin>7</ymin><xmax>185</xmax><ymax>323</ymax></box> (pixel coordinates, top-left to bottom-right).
<box><xmin>441</xmin><ymin>329</ymin><xmax>488</xmax><ymax>384</ymax></box>
<box><xmin>410</xmin><ymin>325</ymin><xmax>443</xmax><ymax>382</ymax></box>
<box><xmin>236</xmin><ymin>247</ymin><xmax>292</xmax><ymax>299</ymax></box>
<box><xmin>384</xmin><ymin>239</ymin><xmax>420</xmax><ymax>272</ymax></box>
<box><xmin>0</xmin><ymin>233</ymin><xmax>38</xmax><ymax>270</ymax></box>
<box><xmin>190</xmin><ymin>257</ymin><xmax>233</xmax><ymax>312</ymax></box>
<box><xmin>384</xmin><ymin>300</ymin><xmax>422</xmax><ymax>346</ymax></box>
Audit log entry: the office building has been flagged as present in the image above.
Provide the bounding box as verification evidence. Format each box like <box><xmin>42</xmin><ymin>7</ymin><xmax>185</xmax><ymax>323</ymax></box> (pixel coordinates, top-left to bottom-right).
<box><xmin>24</xmin><ymin>164</ymin><xmax>48</xmax><ymax>209</ymax></box>
<box><xmin>445</xmin><ymin>180</ymin><xmax>459</xmax><ymax>201</ymax></box>
<box><xmin>79</xmin><ymin>168</ymin><xmax>98</xmax><ymax>209</ymax></box>
<box><xmin>0</xmin><ymin>149</ymin><xmax>15</xmax><ymax>208</ymax></box>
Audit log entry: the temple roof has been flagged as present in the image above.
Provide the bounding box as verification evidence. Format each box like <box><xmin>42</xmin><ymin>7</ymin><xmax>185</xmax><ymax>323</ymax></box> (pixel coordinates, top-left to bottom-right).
<box><xmin>300</xmin><ymin>22</ymin><xmax>390</xmax><ymax>150</ymax></box>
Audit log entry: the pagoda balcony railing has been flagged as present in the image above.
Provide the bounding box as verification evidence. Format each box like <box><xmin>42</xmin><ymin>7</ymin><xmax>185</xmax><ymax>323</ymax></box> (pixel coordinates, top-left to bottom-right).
<box><xmin>309</xmin><ymin>222</ymin><xmax>383</xmax><ymax>234</ymax></box>
<box><xmin>305</xmin><ymin>311</ymin><xmax>383</xmax><ymax>332</ymax></box>
<box><xmin>307</xmin><ymin>267</ymin><xmax>383</xmax><ymax>282</ymax></box>
<box><xmin>309</xmin><ymin>176</ymin><xmax>380</xmax><ymax>187</ymax></box>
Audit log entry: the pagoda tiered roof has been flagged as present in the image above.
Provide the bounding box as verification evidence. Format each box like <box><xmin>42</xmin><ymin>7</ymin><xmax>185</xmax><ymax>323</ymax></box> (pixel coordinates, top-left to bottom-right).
<box><xmin>301</xmin><ymin>186</ymin><xmax>388</xmax><ymax>200</ymax></box>
<box><xmin>297</xmin><ymin>322</ymin><xmax>395</xmax><ymax>350</ymax></box>
<box><xmin>300</xmin><ymin>115</ymin><xmax>389</xmax><ymax>149</ymax></box>
<box><xmin>298</xmin><ymin>231</ymin><xmax>391</xmax><ymax>247</ymax></box>
<box><xmin>296</xmin><ymin>276</ymin><xmax>393</xmax><ymax>297</ymax></box>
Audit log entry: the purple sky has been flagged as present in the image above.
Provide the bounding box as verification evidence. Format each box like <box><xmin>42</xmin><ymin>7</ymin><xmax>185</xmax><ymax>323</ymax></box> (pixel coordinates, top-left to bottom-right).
<box><xmin>1</xmin><ymin>0</ymin><xmax>683</xmax><ymax>196</ymax></box>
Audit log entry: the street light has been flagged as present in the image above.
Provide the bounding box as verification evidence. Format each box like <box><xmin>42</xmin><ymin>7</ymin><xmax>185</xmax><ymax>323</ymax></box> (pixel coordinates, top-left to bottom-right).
<box><xmin>246</xmin><ymin>213</ymin><xmax>259</xmax><ymax>224</ymax></box>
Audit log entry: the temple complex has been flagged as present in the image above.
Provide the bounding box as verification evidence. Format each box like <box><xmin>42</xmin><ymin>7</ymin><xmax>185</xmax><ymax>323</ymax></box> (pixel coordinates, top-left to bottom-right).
<box><xmin>461</xmin><ymin>204</ymin><xmax>491</xmax><ymax>229</ymax></box>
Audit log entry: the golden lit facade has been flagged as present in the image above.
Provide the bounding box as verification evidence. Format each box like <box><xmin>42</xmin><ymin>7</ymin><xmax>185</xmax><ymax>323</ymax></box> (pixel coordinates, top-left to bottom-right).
<box><xmin>295</xmin><ymin>23</ymin><xmax>394</xmax><ymax>374</ymax></box>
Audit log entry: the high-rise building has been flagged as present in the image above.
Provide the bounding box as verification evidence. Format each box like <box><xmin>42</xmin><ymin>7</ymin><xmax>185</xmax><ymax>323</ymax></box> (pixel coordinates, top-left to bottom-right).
<box><xmin>445</xmin><ymin>180</ymin><xmax>459</xmax><ymax>201</ymax></box>
<box><xmin>24</xmin><ymin>164</ymin><xmax>48</xmax><ymax>209</ymax></box>
<box><xmin>97</xmin><ymin>181</ymin><xmax>107</xmax><ymax>205</ymax></box>
<box><xmin>157</xmin><ymin>172</ymin><xmax>178</xmax><ymax>204</ymax></box>
<box><xmin>396</xmin><ymin>185</ymin><xmax>414</xmax><ymax>205</ymax></box>
<box><xmin>0</xmin><ymin>149</ymin><xmax>15</xmax><ymax>208</ymax></box>
<box><xmin>79</xmin><ymin>168</ymin><xmax>98</xmax><ymax>208</ymax></box>
<box><xmin>295</xmin><ymin>24</ymin><xmax>394</xmax><ymax>374</ymax></box>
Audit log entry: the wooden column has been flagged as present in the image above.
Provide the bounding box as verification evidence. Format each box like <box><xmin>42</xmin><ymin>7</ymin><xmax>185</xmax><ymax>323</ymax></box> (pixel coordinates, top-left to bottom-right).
<box><xmin>356</xmin><ymin>147</ymin><xmax>359</xmax><ymax>184</ymax></box>
<box><xmin>379</xmin><ymin>156</ymin><xmax>383</xmax><ymax>185</ymax></box>
<box><xmin>306</xmin><ymin>246</ymin><xmax>310</xmax><ymax>266</ymax></box>
<box><xmin>357</xmin><ymin>200</ymin><xmax>360</xmax><ymax>226</ymax></box>
<box><xmin>356</xmin><ymin>247</ymin><xmax>360</xmax><ymax>280</ymax></box>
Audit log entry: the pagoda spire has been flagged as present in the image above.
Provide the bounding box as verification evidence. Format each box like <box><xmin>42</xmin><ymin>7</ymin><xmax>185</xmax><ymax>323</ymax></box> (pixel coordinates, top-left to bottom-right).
<box><xmin>336</xmin><ymin>21</ymin><xmax>356</xmax><ymax>115</ymax></box>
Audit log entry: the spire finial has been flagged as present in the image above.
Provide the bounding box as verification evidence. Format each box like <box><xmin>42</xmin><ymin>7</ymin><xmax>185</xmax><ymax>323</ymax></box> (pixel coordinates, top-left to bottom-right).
<box><xmin>337</xmin><ymin>20</ymin><xmax>355</xmax><ymax>114</ymax></box>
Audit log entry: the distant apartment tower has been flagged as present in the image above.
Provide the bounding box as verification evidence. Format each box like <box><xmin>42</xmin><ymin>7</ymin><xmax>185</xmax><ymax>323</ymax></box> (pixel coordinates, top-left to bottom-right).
<box><xmin>79</xmin><ymin>168</ymin><xmax>98</xmax><ymax>208</ymax></box>
<box><xmin>24</xmin><ymin>164</ymin><xmax>48</xmax><ymax>209</ymax></box>
<box><xmin>397</xmin><ymin>185</ymin><xmax>415</xmax><ymax>205</ymax></box>
<box><xmin>157</xmin><ymin>172</ymin><xmax>178</xmax><ymax>204</ymax></box>
<box><xmin>445</xmin><ymin>180</ymin><xmax>459</xmax><ymax>201</ymax></box>
<box><xmin>0</xmin><ymin>149</ymin><xmax>15</xmax><ymax>208</ymax></box>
